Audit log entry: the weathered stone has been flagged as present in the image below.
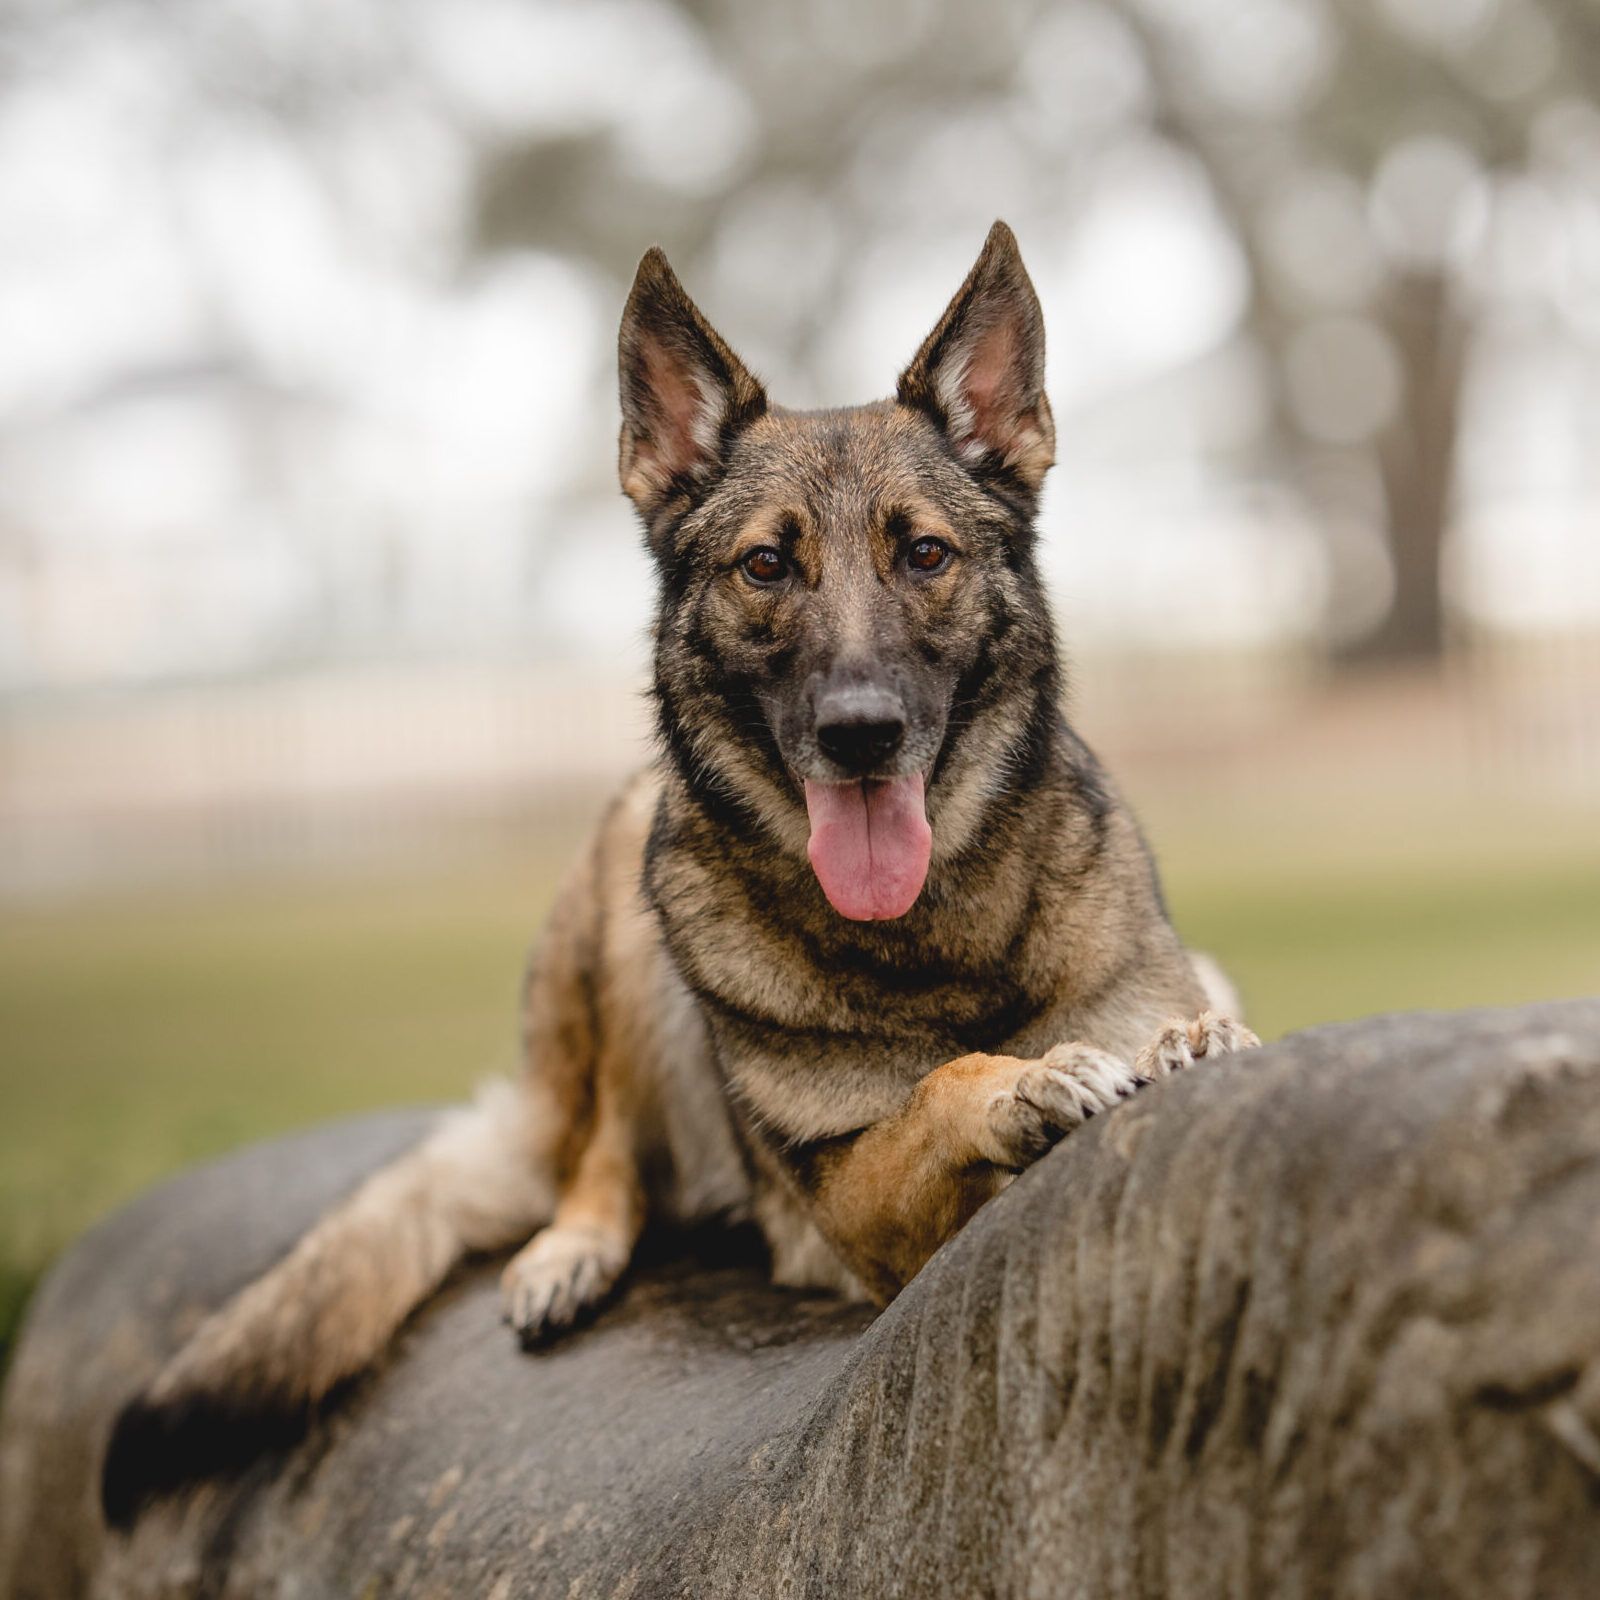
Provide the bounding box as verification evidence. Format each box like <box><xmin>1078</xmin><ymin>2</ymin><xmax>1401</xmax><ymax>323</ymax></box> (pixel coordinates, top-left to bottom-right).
<box><xmin>4</xmin><ymin>1001</ymin><xmax>1600</xmax><ymax>1598</ymax></box>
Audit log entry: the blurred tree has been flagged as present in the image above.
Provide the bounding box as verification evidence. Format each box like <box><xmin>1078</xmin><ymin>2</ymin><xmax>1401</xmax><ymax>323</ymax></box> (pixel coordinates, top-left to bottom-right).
<box><xmin>1128</xmin><ymin>0</ymin><xmax>1597</xmax><ymax>666</ymax></box>
<box><xmin>4</xmin><ymin>0</ymin><xmax>1598</xmax><ymax>684</ymax></box>
<box><xmin>472</xmin><ymin>0</ymin><xmax>1600</xmax><ymax>669</ymax></box>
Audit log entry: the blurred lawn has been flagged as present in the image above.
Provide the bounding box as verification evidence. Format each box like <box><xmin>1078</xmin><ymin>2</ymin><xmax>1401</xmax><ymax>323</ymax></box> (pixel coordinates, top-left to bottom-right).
<box><xmin>3</xmin><ymin>793</ymin><xmax>1599</xmax><ymax>1367</ymax></box>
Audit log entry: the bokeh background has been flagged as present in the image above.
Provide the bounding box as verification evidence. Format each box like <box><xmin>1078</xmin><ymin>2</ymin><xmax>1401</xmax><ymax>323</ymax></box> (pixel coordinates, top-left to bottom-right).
<box><xmin>4</xmin><ymin>0</ymin><xmax>1599</xmax><ymax>1361</ymax></box>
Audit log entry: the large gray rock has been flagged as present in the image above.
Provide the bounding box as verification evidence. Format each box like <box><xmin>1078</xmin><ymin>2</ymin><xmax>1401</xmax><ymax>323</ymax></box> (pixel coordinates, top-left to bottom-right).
<box><xmin>4</xmin><ymin>1001</ymin><xmax>1600</xmax><ymax>1599</ymax></box>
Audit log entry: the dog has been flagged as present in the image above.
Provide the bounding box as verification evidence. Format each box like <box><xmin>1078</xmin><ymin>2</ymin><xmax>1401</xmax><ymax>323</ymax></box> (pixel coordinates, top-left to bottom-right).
<box><xmin>102</xmin><ymin>221</ymin><xmax>1257</xmax><ymax>1523</ymax></box>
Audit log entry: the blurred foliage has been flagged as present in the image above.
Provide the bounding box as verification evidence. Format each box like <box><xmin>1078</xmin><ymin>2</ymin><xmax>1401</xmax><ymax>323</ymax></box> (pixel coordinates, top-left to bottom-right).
<box><xmin>474</xmin><ymin>0</ymin><xmax>1600</xmax><ymax>661</ymax></box>
<box><xmin>4</xmin><ymin>0</ymin><xmax>1600</xmax><ymax>680</ymax></box>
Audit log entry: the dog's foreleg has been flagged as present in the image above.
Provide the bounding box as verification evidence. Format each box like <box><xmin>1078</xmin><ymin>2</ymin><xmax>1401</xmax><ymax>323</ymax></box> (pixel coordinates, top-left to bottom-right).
<box><xmin>500</xmin><ymin>1049</ymin><xmax>644</xmax><ymax>1346</ymax></box>
<box><xmin>804</xmin><ymin>1044</ymin><xmax>1145</xmax><ymax>1303</ymax></box>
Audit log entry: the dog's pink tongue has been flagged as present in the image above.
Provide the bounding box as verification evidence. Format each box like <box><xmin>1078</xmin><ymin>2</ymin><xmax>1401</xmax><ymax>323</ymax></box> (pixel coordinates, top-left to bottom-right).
<box><xmin>803</xmin><ymin>774</ymin><xmax>932</xmax><ymax>921</ymax></box>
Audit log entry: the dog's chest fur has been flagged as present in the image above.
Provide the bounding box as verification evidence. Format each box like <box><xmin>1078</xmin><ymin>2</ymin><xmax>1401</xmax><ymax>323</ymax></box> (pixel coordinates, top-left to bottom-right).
<box><xmin>641</xmin><ymin>740</ymin><xmax>1175</xmax><ymax>1149</ymax></box>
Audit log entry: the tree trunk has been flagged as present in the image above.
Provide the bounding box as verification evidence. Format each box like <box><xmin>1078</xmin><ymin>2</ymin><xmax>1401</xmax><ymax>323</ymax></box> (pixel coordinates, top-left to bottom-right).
<box><xmin>1347</xmin><ymin>269</ymin><xmax>1466</xmax><ymax>666</ymax></box>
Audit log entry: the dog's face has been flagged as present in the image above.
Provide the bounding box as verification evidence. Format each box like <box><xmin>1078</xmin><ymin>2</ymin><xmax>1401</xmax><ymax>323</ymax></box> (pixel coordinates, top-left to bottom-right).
<box><xmin>619</xmin><ymin>223</ymin><xmax>1060</xmax><ymax>922</ymax></box>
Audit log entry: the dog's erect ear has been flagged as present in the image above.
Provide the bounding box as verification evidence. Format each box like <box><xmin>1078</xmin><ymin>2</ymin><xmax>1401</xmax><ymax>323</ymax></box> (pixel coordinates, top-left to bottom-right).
<box><xmin>896</xmin><ymin>221</ymin><xmax>1055</xmax><ymax>495</ymax></box>
<box><xmin>618</xmin><ymin>248</ymin><xmax>767</xmax><ymax>526</ymax></box>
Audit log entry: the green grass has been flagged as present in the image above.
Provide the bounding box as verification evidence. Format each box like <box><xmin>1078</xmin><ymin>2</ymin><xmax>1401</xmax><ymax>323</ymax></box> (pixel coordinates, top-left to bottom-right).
<box><xmin>1170</xmin><ymin>856</ymin><xmax>1600</xmax><ymax>1041</ymax></box>
<box><xmin>0</xmin><ymin>843</ymin><xmax>574</xmax><ymax>1367</ymax></box>
<box><xmin>3</xmin><ymin>798</ymin><xmax>1599</xmax><ymax>1369</ymax></box>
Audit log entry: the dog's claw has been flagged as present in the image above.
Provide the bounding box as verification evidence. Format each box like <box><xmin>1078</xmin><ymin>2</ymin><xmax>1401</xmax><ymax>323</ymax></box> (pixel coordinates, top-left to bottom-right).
<box><xmin>501</xmin><ymin>1224</ymin><xmax>628</xmax><ymax>1348</ymax></box>
<box><xmin>1134</xmin><ymin>1010</ymin><xmax>1260</xmax><ymax>1080</ymax></box>
<box><xmin>982</xmin><ymin>1043</ymin><xmax>1144</xmax><ymax>1168</ymax></box>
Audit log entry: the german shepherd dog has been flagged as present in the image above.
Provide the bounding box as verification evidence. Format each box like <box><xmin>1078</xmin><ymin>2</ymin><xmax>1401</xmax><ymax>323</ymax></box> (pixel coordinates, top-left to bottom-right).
<box><xmin>103</xmin><ymin>222</ymin><xmax>1257</xmax><ymax>1523</ymax></box>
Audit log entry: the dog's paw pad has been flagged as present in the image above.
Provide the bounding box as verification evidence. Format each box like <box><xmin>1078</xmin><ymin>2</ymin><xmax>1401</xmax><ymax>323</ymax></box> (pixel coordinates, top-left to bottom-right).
<box><xmin>501</xmin><ymin>1225</ymin><xmax>626</xmax><ymax>1349</ymax></box>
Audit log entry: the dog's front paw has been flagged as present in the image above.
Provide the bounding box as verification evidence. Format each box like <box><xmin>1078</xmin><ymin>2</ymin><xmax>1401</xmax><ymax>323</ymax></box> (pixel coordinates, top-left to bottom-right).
<box><xmin>1134</xmin><ymin>1010</ymin><xmax>1260</xmax><ymax>1080</ymax></box>
<box><xmin>981</xmin><ymin>1043</ymin><xmax>1142</xmax><ymax>1169</ymax></box>
<box><xmin>501</xmin><ymin>1224</ymin><xmax>628</xmax><ymax>1349</ymax></box>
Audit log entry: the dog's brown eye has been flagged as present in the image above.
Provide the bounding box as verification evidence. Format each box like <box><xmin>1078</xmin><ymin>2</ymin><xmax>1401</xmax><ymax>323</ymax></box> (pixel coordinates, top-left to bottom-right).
<box><xmin>741</xmin><ymin>546</ymin><xmax>788</xmax><ymax>584</ymax></box>
<box><xmin>907</xmin><ymin>537</ymin><xmax>950</xmax><ymax>573</ymax></box>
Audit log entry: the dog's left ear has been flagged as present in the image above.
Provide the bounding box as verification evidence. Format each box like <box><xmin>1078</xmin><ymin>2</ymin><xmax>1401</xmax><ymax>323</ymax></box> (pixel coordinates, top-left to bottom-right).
<box><xmin>618</xmin><ymin>248</ymin><xmax>768</xmax><ymax>529</ymax></box>
<box><xmin>897</xmin><ymin>221</ymin><xmax>1055</xmax><ymax>496</ymax></box>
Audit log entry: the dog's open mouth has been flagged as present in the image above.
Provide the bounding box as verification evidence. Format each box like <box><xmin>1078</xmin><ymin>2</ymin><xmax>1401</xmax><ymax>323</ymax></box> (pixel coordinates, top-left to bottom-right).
<box><xmin>802</xmin><ymin>774</ymin><xmax>932</xmax><ymax>922</ymax></box>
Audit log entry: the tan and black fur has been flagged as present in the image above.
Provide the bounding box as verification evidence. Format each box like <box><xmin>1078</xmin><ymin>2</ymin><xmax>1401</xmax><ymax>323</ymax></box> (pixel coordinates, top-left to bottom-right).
<box><xmin>102</xmin><ymin>222</ymin><xmax>1256</xmax><ymax>1523</ymax></box>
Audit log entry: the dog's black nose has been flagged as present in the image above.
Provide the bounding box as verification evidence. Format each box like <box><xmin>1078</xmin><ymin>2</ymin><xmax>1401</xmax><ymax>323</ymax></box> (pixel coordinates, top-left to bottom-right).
<box><xmin>815</xmin><ymin>683</ymin><xmax>906</xmax><ymax>774</ymax></box>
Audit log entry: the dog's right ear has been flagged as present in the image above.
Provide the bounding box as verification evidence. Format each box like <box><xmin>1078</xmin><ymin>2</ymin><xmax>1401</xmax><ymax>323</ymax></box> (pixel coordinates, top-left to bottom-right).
<box><xmin>617</xmin><ymin>249</ymin><xmax>767</xmax><ymax>529</ymax></box>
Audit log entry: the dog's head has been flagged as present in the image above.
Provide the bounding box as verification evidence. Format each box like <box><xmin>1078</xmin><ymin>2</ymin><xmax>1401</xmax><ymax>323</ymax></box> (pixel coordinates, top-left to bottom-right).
<box><xmin>620</xmin><ymin>222</ymin><xmax>1060</xmax><ymax>923</ymax></box>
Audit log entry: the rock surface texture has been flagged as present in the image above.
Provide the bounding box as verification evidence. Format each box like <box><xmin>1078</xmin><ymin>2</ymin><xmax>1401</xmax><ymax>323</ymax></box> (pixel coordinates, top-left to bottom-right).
<box><xmin>4</xmin><ymin>1001</ymin><xmax>1600</xmax><ymax>1599</ymax></box>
